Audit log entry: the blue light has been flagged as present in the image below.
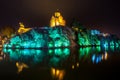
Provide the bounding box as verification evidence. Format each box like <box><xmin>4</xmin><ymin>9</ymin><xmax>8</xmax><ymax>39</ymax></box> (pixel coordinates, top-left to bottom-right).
<box><xmin>103</xmin><ymin>43</ymin><xmax>107</xmax><ymax>48</ymax></box>
<box><xmin>92</xmin><ymin>54</ymin><xmax>96</xmax><ymax>63</ymax></box>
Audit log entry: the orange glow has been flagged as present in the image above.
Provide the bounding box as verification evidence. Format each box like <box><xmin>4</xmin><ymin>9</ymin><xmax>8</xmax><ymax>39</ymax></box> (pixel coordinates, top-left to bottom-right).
<box><xmin>0</xmin><ymin>57</ymin><xmax>3</xmax><ymax>60</ymax></box>
<box><xmin>0</xmin><ymin>51</ymin><xmax>6</xmax><ymax>61</ymax></box>
<box><xmin>56</xmin><ymin>69</ymin><xmax>60</xmax><ymax>76</ymax></box>
<box><xmin>16</xmin><ymin>62</ymin><xmax>29</xmax><ymax>73</ymax></box>
<box><xmin>51</xmin><ymin>67</ymin><xmax>65</xmax><ymax>80</ymax></box>
<box><xmin>52</xmin><ymin>68</ymin><xmax>56</xmax><ymax>75</ymax></box>
<box><xmin>50</xmin><ymin>11</ymin><xmax>66</xmax><ymax>27</ymax></box>
<box><xmin>77</xmin><ymin>62</ymin><xmax>79</xmax><ymax>67</ymax></box>
<box><xmin>72</xmin><ymin>65</ymin><xmax>75</xmax><ymax>69</ymax></box>
<box><xmin>18</xmin><ymin>22</ymin><xmax>31</xmax><ymax>34</ymax></box>
<box><xmin>102</xmin><ymin>52</ymin><xmax>108</xmax><ymax>60</ymax></box>
<box><xmin>104</xmin><ymin>52</ymin><xmax>108</xmax><ymax>60</ymax></box>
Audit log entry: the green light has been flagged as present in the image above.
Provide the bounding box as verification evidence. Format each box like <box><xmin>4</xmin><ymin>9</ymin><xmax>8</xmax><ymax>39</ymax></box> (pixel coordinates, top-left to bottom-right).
<box><xmin>116</xmin><ymin>42</ymin><xmax>119</xmax><ymax>47</ymax></box>
<box><xmin>55</xmin><ymin>40</ymin><xmax>62</xmax><ymax>47</ymax></box>
<box><xmin>78</xmin><ymin>47</ymin><xmax>101</xmax><ymax>60</ymax></box>
<box><xmin>110</xmin><ymin>41</ymin><xmax>114</xmax><ymax>46</ymax></box>
<box><xmin>63</xmin><ymin>48</ymin><xmax>70</xmax><ymax>55</ymax></box>
<box><xmin>49</xmin><ymin>57</ymin><xmax>60</xmax><ymax>67</ymax></box>
<box><xmin>49</xmin><ymin>42</ymin><xmax>54</xmax><ymax>47</ymax></box>
<box><xmin>16</xmin><ymin>45</ymin><xmax>20</xmax><ymax>48</ymax></box>
<box><xmin>21</xmin><ymin>49</ymin><xmax>30</xmax><ymax>56</ymax></box>
<box><xmin>8</xmin><ymin>44</ymin><xmax>12</xmax><ymax>48</ymax></box>
<box><xmin>110</xmin><ymin>46</ymin><xmax>115</xmax><ymax>52</ymax></box>
<box><xmin>96</xmin><ymin>46</ymin><xmax>101</xmax><ymax>52</ymax></box>
<box><xmin>4</xmin><ymin>27</ymin><xmax>72</xmax><ymax>48</ymax></box>
<box><xmin>3</xmin><ymin>49</ymin><xmax>45</xmax><ymax>64</ymax></box>
<box><xmin>49</xmin><ymin>49</ymin><xmax>53</xmax><ymax>55</ymax></box>
<box><xmin>3</xmin><ymin>44</ymin><xmax>7</xmax><ymax>48</ymax></box>
<box><xmin>2</xmin><ymin>48</ymin><xmax>7</xmax><ymax>53</ymax></box>
<box><xmin>55</xmin><ymin>49</ymin><xmax>62</xmax><ymax>55</ymax></box>
<box><xmin>80</xmin><ymin>47</ymin><xmax>91</xmax><ymax>55</ymax></box>
<box><xmin>49</xmin><ymin>48</ymin><xmax>70</xmax><ymax>67</ymax></box>
<box><xmin>63</xmin><ymin>40</ymin><xmax>70</xmax><ymax>47</ymax></box>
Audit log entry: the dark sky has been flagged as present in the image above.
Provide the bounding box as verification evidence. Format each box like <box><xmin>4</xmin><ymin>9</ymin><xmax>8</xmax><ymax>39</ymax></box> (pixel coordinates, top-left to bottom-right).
<box><xmin>0</xmin><ymin>0</ymin><xmax>120</xmax><ymax>37</ymax></box>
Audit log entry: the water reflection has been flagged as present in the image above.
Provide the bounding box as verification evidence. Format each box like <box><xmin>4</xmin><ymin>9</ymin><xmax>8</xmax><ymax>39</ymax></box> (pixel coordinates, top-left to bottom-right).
<box><xmin>2</xmin><ymin>48</ymin><xmax>70</xmax><ymax>75</ymax></box>
<box><xmin>3</xmin><ymin>48</ymin><xmax>70</xmax><ymax>67</ymax></box>
<box><xmin>2</xmin><ymin>47</ymin><xmax>120</xmax><ymax>66</ymax></box>
<box><xmin>51</xmin><ymin>67</ymin><xmax>65</xmax><ymax>80</ymax></box>
<box><xmin>3</xmin><ymin>49</ymin><xmax>46</xmax><ymax>65</ymax></box>
<box><xmin>78</xmin><ymin>47</ymin><xmax>101</xmax><ymax>64</ymax></box>
<box><xmin>48</xmin><ymin>48</ymin><xmax>70</xmax><ymax>67</ymax></box>
<box><xmin>0</xmin><ymin>48</ymin><xmax>9</xmax><ymax>61</ymax></box>
<box><xmin>78</xmin><ymin>46</ymin><xmax>120</xmax><ymax>64</ymax></box>
<box><xmin>1</xmin><ymin>47</ymin><xmax>120</xmax><ymax>79</ymax></box>
<box><xmin>16</xmin><ymin>62</ymin><xmax>29</xmax><ymax>73</ymax></box>
<box><xmin>91</xmin><ymin>51</ymin><xmax>108</xmax><ymax>64</ymax></box>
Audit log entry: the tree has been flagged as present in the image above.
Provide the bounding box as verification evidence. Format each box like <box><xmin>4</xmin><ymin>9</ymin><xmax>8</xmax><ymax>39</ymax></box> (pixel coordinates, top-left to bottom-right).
<box><xmin>0</xmin><ymin>26</ymin><xmax>16</xmax><ymax>38</ymax></box>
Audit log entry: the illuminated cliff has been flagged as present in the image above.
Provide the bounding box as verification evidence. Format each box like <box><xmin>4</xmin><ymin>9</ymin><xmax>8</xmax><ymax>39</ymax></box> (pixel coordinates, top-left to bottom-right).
<box><xmin>50</xmin><ymin>11</ymin><xmax>66</xmax><ymax>27</ymax></box>
<box><xmin>4</xmin><ymin>26</ymin><xmax>75</xmax><ymax>48</ymax></box>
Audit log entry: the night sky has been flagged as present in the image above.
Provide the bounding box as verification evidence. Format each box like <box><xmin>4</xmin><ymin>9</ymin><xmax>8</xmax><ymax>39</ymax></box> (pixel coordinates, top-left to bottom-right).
<box><xmin>0</xmin><ymin>0</ymin><xmax>120</xmax><ymax>37</ymax></box>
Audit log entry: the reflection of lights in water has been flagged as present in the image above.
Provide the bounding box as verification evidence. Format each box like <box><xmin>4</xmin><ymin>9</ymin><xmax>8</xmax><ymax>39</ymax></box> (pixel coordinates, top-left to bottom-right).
<box><xmin>102</xmin><ymin>52</ymin><xmax>108</xmax><ymax>60</ymax></box>
<box><xmin>3</xmin><ymin>48</ymin><xmax>45</xmax><ymax>64</ymax></box>
<box><xmin>78</xmin><ymin>47</ymin><xmax>109</xmax><ymax>64</ymax></box>
<box><xmin>92</xmin><ymin>51</ymin><xmax>108</xmax><ymax>64</ymax></box>
<box><xmin>56</xmin><ymin>69</ymin><xmax>60</xmax><ymax>76</ymax></box>
<box><xmin>54</xmin><ymin>48</ymin><xmax>70</xmax><ymax>56</ymax></box>
<box><xmin>76</xmin><ymin>62</ymin><xmax>79</xmax><ymax>67</ymax></box>
<box><xmin>72</xmin><ymin>65</ymin><xmax>75</xmax><ymax>69</ymax></box>
<box><xmin>71</xmin><ymin>63</ymin><xmax>79</xmax><ymax>69</ymax></box>
<box><xmin>79</xmin><ymin>47</ymin><xmax>101</xmax><ymax>63</ymax></box>
<box><xmin>0</xmin><ymin>57</ymin><xmax>3</xmax><ymax>60</ymax></box>
<box><xmin>16</xmin><ymin>62</ymin><xmax>29</xmax><ymax>73</ymax></box>
<box><xmin>92</xmin><ymin>54</ymin><xmax>102</xmax><ymax>64</ymax></box>
<box><xmin>103</xmin><ymin>44</ymin><xmax>107</xmax><ymax>48</ymax></box>
<box><xmin>3</xmin><ymin>48</ymin><xmax>70</xmax><ymax>68</ymax></box>
<box><xmin>49</xmin><ymin>48</ymin><xmax>70</xmax><ymax>67</ymax></box>
<box><xmin>0</xmin><ymin>51</ymin><xmax>6</xmax><ymax>61</ymax></box>
<box><xmin>51</xmin><ymin>67</ymin><xmax>65</xmax><ymax>80</ymax></box>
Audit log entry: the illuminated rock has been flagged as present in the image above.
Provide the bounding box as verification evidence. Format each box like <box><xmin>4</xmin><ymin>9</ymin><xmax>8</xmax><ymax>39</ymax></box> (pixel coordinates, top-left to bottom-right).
<box><xmin>50</xmin><ymin>10</ymin><xmax>66</xmax><ymax>27</ymax></box>
<box><xmin>18</xmin><ymin>22</ymin><xmax>31</xmax><ymax>34</ymax></box>
<box><xmin>4</xmin><ymin>26</ymin><xmax>75</xmax><ymax>48</ymax></box>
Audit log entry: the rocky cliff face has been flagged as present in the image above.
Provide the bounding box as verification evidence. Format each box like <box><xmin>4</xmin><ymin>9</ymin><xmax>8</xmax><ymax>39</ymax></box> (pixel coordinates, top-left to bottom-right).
<box><xmin>3</xmin><ymin>26</ymin><xmax>76</xmax><ymax>48</ymax></box>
